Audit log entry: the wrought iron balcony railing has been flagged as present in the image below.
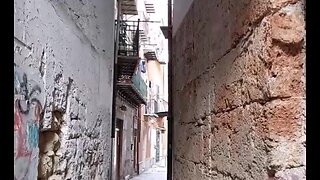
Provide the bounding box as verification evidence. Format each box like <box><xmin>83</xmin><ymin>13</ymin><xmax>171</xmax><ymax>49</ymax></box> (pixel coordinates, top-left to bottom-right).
<box><xmin>145</xmin><ymin>98</ymin><xmax>168</xmax><ymax>115</ymax></box>
<box><xmin>157</xmin><ymin>98</ymin><xmax>168</xmax><ymax>113</ymax></box>
<box><xmin>116</xmin><ymin>19</ymin><xmax>140</xmax><ymax>57</ymax></box>
<box><xmin>121</xmin><ymin>0</ymin><xmax>138</xmax><ymax>15</ymax></box>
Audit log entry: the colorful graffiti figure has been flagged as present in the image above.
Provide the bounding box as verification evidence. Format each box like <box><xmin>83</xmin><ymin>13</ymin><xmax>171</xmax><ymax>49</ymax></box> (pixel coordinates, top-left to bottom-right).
<box><xmin>14</xmin><ymin>99</ymin><xmax>42</xmax><ymax>157</ymax></box>
<box><xmin>14</xmin><ymin>65</ymin><xmax>43</xmax><ymax>180</ymax></box>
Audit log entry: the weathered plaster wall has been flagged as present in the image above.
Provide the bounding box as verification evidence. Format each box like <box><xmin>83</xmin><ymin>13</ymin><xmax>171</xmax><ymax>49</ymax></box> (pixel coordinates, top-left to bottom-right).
<box><xmin>173</xmin><ymin>0</ymin><xmax>305</xmax><ymax>179</ymax></box>
<box><xmin>116</xmin><ymin>97</ymin><xmax>137</xmax><ymax>179</ymax></box>
<box><xmin>160</xmin><ymin>117</ymin><xmax>168</xmax><ymax>159</ymax></box>
<box><xmin>14</xmin><ymin>0</ymin><xmax>114</xmax><ymax>179</ymax></box>
<box><xmin>139</xmin><ymin>116</ymin><xmax>159</xmax><ymax>173</ymax></box>
<box><xmin>138</xmin><ymin>105</ymin><xmax>148</xmax><ymax>174</ymax></box>
<box><xmin>147</xmin><ymin>61</ymin><xmax>162</xmax><ymax>88</ymax></box>
<box><xmin>139</xmin><ymin>116</ymin><xmax>151</xmax><ymax>173</ymax></box>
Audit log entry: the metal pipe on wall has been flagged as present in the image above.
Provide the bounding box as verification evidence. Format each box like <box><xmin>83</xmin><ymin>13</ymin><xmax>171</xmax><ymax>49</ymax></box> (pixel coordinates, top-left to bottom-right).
<box><xmin>167</xmin><ymin>0</ymin><xmax>173</xmax><ymax>179</ymax></box>
<box><xmin>111</xmin><ymin>0</ymin><xmax>121</xmax><ymax>179</ymax></box>
<box><xmin>137</xmin><ymin>106</ymin><xmax>141</xmax><ymax>174</ymax></box>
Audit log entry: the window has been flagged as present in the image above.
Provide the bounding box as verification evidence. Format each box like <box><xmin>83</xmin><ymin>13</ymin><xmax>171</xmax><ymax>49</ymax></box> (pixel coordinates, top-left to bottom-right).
<box><xmin>140</xmin><ymin>60</ymin><xmax>146</xmax><ymax>73</ymax></box>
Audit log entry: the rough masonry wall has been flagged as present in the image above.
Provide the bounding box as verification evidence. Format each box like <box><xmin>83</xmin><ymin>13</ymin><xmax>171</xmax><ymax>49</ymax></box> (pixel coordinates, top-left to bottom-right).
<box><xmin>14</xmin><ymin>0</ymin><xmax>114</xmax><ymax>179</ymax></box>
<box><xmin>173</xmin><ymin>0</ymin><xmax>305</xmax><ymax>179</ymax></box>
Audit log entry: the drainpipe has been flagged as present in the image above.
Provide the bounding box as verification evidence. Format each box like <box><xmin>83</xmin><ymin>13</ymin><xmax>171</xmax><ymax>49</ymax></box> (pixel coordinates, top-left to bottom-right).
<box><xmin>111</xmin><ymin>0</ymin><xmax>121</xmax><ymax>179</ymax></box>
<box><xmin>167</xmin><ymin>0</ymin><xmax>173</xmax><ymax>179</ymax></box>
<box><xmin>137</xmin><ymin>106</ymin><xmax>141</xmax><ymax>174</ymax></box>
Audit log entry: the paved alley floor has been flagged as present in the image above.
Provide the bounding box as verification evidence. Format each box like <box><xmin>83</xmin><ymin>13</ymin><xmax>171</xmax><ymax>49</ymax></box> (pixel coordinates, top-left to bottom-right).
<box><xmin>130</xmin><ymin>158</ymin><xmax>167</xmax><ymax>180</ymax></box>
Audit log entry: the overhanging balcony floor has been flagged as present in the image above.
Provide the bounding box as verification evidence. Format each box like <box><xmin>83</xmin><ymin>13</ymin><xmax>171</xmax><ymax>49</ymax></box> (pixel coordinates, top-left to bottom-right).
<box><xmin>117</xmin><ymin>55</ymin><xmax>140</xmax><ymax>79</ymax></box>
<box><xmin>117</xmin><ymin>82</ymin><xmax>146</xmax><ymax>105</ymax></box>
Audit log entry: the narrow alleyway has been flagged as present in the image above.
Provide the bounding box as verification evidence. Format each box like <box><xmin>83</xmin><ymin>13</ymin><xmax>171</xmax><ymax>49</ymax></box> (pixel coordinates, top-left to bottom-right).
<box><xmin>130</xmin><ymin>158</ymin><xmax>167</xmax><ymax>180</ymax></box>
<box><xmin>14</xmin><ymin>0</ymin><xmax>306</xmax><ymax>179</ymax></box>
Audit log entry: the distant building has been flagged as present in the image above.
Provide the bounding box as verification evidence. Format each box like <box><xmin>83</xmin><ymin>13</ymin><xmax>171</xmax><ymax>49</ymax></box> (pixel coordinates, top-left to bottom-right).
<box><xmin>112</xmin><ymin>0</ymin><xmax>168</xmax><ymax>179</ymax></box>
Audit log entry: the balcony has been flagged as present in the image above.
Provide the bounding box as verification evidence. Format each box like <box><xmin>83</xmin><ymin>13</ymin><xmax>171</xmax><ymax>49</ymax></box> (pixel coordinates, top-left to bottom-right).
<box><xmin>116</xmin><ymin>19</ymin><xmax>146</xmax><ymax>106</ymax></box>
<box><xmin>121</xmin><ymin>0</ymin><xmax>138</xmax><ymax>15</ymax></box>
<box><xmin>132</xmin><ymin>73</ymin><xmax>147</xmax><ymax>100</ymax></box>
<box><xmin>117</xmin><ymin>73</ymin><xmax>147</xmax><ymax>106</ymax></box>
<box><xmin>160</xmin><ymin>26</ymin><xmax>168</xmax><ymax>39</ymax></box>
<box><xmin>117</xmin><ymin>20</ymin><xmax>140</xmax><ymax>57</ymax></box>
<box><xmin>116</xmin><ymin>20</ymin><xmax>140</xmax><ymax>80</ymax></box>
<box><xmin>144</xmin><ymin>1</ymin><xmax>155</xmax><ymax>14</ymax></box>
<box><xmin>144</xmin><ymin>50</ymin><xmax>157</xmax><ymax>60</ymax></box>
<box><xmin>145</xmin><ymin>98</ymin><xmax>168</xmax><ymax>117</ymax></box>
<box><xmin>144</xmin><ymin>48</ymin><xmax>166</xmax><ymax>64</ymax></box>
<box><xmin>156</xmin><ymin>98</ymin><xmax>168</xmax><ymax>115</ymax></box>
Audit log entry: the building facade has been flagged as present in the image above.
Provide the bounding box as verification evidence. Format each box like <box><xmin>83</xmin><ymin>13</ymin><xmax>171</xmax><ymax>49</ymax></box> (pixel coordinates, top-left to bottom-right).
<box><xmin>138</xmin><ymin>0</ymin><xmax>169</xmax><ymax>175</ymax></box>
<box><xmin>113</xmin><ymin>0</ymin><xmax>168</xmax><ymax>179</ymax></box>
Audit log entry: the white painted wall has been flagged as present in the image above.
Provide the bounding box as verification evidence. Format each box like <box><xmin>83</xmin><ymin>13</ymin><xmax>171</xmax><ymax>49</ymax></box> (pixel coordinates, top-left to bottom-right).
<box><xmin>150</xmin><ymin>128</ymin><xmax>157</xmax><ymax>161</ymax></box>
<box><xmin>14</xmin><ymin>0</ymin><xmax>114</xmax><ymax>179</ymax></box>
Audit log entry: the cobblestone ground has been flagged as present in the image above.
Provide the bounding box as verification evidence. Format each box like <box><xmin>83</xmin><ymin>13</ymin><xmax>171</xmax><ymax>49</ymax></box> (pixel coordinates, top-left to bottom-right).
<box><xmin>130</xmin><ymin>158</ymin><xmax>167</xmax><ymax>180</ymax></box>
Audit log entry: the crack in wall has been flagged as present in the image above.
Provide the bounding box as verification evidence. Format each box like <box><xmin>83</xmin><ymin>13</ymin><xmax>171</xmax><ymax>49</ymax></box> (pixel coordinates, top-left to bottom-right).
<box><xmin>176</xmin><ymin>155</ymin><xmax>245</xmax><ymax>180</ymax></box>
<box><xmin>14</xmin><ymin>36</ymin><xmax>32</xmax><ymax>50</ymax></box>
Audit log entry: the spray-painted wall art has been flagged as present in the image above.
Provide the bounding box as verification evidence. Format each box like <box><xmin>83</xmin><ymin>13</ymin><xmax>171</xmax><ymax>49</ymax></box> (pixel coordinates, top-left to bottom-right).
<box><xmin>14</xmin><ymin>64</ymin><xmax>44</xmax><ymax>180</ymax></box>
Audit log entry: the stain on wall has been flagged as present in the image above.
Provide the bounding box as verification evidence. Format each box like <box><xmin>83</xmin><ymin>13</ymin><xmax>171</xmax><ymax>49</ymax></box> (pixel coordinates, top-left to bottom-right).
<box><xmin>14</xmin><ymin>64</ymin><xmax>44</xmax><ymax>180</ymax></box>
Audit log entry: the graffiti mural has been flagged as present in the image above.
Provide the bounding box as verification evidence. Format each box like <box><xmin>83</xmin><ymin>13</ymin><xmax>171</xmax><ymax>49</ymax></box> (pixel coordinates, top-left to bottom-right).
<box><xmin>14</xmin><ymin>64</ymin><xmax>43</xmax><ymax>180</ymax></box>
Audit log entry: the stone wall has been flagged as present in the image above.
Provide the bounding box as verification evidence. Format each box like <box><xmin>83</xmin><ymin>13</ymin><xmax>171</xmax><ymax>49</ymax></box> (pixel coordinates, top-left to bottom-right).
<box><xmin>172</xmin><ymin>0</ymin><xmax>305</xmax><ymax>179</ymax></box>
<box><xmin>14</xmin><ymin>0</ymin><xmax>114</xmax><ymax>179</ymax></box>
